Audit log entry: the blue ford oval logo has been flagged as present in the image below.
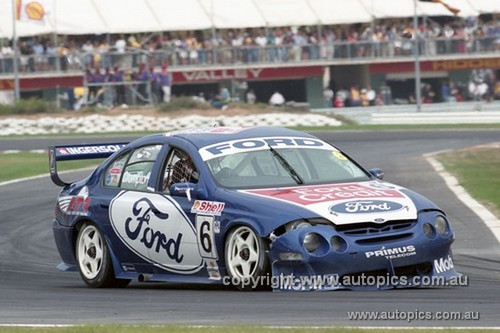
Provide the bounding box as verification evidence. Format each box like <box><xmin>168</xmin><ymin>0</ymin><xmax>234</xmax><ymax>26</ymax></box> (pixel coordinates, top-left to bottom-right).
<box><xmin>329</xmin><ymin>200</ymin><xmax>404</xmax><ymax>214</ymax></box>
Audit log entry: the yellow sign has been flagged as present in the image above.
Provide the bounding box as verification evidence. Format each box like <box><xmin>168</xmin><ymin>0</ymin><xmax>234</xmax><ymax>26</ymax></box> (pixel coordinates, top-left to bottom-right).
<box><xmin>432</xmin><ymin>58</ymin><xmax>500</xmax><ymax>71</ymax></box>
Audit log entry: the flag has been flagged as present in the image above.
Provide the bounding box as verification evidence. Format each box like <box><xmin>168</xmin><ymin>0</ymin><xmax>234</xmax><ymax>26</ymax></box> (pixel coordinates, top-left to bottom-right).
<box><xmin>16</xmin><ymin>0</ymin><xmax>51</xmax><ymax>24</ymax></box>
<box><xmin>418</xmin><ymin>0</ymin><xmax>460</xmax><ymax>15</ymax></box>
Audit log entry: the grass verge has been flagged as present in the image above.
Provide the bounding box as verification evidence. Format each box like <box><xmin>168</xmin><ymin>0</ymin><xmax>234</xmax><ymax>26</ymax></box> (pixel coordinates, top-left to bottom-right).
<box><xmin>0</xmin><ymin>152</ymin><xmax>101</xmax><ymax>183</ymax></box>
<box><xmin>435</xmin><ymin>146</ymin><xmax>500</xmax><ymax>217</ymax></box>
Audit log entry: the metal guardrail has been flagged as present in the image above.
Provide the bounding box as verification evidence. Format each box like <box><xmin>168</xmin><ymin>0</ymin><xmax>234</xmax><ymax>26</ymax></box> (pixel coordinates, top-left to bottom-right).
<box><xmin>1</xmin><ymin>35</ymin><xmax>500</xmax><ymax>76</ymax></box>
<box><xmin>312</xmin><ymin>100</ymin><xmax>500</xmax><ymax>124</ymax></box>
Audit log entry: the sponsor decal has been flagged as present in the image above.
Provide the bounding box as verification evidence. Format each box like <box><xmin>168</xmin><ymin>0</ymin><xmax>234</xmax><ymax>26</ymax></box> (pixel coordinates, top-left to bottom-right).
<box><xmin>214</xmin><ymin>220</ymin><xmax>221</xmax><ymax>234</ymax></box>
<box><xmin>58</xmin><ymin>187</ymin><xmax>91</xmax><ymax>216</ymax></box>
<box><xmin>195</xmin><ymin>215</ymin><xmax>221</xmax><ymax>280</ymax></box>
<box><xmin>109</xmin><ymin>167</ymin><xmax>122</xmax><ymax>174</ymax></box>
<box><xmin>135</xmin><ymin>149</ymin><xmax>152</xmax><ymax>160</ymax></box>
<box><xmin>110</xmin><ymin>191</ymin><xmax>203</xmax><ymax>274</ymax></box>
<box><xmin>206</xmin><ymin>259</ymin><xmax>221</xmax><ymax>280</ymax></box>
<box><xmin>330</xmin><ymin>200</ymin><xmax>405</xmax><ymax>214</ymax></box>
<box><xmin>365</xmin><ymin>245</ymin><xmax>416</xmax><ymax>260</ymax></box>
<box><xmin>57</xmin><ymin>144</ymin><xmax>126</xmax><ymax>156</ymax></box>
<box><xmin>243</xmin><ymin>182</ymin><xmax>405</xmax><ymax>206</ymax></box>
<box><xmin>122</xmin><ymin>171</ymin><xmax>151</xmax><ymax>186</ymax></box>
<box><xmin>191</xmin><ymin>200</ymin><xmax>225</xmax><ymax>216</ymax></box>
<box><xmin>241</xmin><ymin>181</ymin><xmax>417</xmax><ymax>225</ymax></box>
<box><xmin>434</xmin><ymin>255</ymin><xmax>454</xmax><ymax>274</ymax></box>
<box><xmin>200</xmin><ymin>136</ymin><xmax>332</xmax><ymax>161</ymax></box>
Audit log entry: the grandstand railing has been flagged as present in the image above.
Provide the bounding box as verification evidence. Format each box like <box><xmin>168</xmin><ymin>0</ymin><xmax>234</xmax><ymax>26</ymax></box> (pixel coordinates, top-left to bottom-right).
<box><xmin>1</xmin><ymin>35</ymin><xmax>500</xmax><ymax>76</ymax></box>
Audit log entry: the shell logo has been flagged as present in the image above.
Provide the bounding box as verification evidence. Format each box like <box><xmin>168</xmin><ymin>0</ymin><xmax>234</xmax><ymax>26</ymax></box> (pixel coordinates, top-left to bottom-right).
<box><xmin>24</xmin><ymin>1</ymin><xmax>45</xmax><ymax>21</ymax></box>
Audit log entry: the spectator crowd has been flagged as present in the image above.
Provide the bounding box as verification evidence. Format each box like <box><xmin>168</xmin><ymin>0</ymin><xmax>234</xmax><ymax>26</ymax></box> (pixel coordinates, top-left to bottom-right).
<box><xmin>1</xmin><ymin>14</ymin><xmax>500</xmax><ymax>107</ymax></box>
<box><xmin>2</xmin><ymin>14</ymin><xmax>500</xmax><ymax>72</ymax></box>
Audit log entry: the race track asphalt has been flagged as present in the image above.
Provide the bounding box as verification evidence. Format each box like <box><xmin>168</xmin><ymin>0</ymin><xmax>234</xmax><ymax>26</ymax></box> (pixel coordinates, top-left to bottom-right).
<box><xmin>0</xmin><ymin>130</ymin><xmax>499</xmax><ymax>327</ymax></box>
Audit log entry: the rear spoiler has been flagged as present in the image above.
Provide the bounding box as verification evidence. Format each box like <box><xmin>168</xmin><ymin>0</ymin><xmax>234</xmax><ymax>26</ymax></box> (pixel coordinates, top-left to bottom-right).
<box><xmin>48</xmin><ymin>143</ymin><xmax>128</xmax><ymax>187</ymax></box>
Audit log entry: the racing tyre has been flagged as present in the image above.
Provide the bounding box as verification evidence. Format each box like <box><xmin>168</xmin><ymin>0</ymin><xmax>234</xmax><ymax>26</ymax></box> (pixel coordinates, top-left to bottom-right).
<box><xmin>225</xmin><ymin>225</ymin><xmax>269</xmax><ymax>291</ymax></box>
<box><xmin>76</xmin><ymin>223</ymin><xmax>130</xmax><ymax>288</ymax></box>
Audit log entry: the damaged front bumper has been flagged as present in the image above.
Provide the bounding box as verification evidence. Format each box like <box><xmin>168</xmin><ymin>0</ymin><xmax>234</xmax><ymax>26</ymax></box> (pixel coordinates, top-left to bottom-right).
<box><xmin>268</xmin><ymin>221</ymin><xmax>461</xmax><ymax>291</ymax></box>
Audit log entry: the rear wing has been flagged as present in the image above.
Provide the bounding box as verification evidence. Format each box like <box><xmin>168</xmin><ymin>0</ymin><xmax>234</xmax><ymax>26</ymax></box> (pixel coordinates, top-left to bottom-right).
<box><xmin>48</xmin><ymin>143</ymin><xmax>128</xmax><ymax>187</ymax></box>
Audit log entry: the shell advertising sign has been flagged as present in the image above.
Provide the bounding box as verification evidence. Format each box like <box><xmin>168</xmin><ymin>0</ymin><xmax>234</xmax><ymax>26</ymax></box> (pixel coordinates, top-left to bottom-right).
<box><xmin>16</xmin><ymin>0</ymin><xmax>51</xmax><ymax>24</ymax></box>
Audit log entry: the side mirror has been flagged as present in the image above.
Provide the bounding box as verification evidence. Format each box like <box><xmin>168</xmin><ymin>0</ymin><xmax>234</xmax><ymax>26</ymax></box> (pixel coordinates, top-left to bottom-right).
<box><xmin>169</xmin><ymin>182</ymin><xmax>206</xmax><ymax>200</ymax></box>
<box><xmin>369</xmin><ymin>168</ymin><xmax>384</xmax><ymax>180</ymax></box>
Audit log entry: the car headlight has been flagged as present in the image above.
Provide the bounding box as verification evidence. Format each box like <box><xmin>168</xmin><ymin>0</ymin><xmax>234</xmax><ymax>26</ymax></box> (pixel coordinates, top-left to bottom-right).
<box><xmin>303</xmin><ymin>232</ymin><xmax>320</xmax><ymax>252</ymax></box>
<box><xmin>330</xmin><ymin>235</ymin><xmax>347</xmax><ymax>253</ymax></box>
<box><xmin>286</xmin><ymin>221</ymin><xmax>312</xmax><ymax>232</ymax></box>
<box><xmin>435</xmin><ymin>215</ymin><xmax>449</xmax><ymax>236</ymax></box>
<box><xmin>422</xmin><ymin>223</ymin><xmax>436</xmax><ymax>239</ymax></box>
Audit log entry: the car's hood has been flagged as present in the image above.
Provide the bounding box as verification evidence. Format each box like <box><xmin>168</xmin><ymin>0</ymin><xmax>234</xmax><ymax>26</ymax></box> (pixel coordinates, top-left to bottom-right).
<box><xmin>239</xmin><ymin>181</ymin><xmax>420</xmax><ymax>225</ymax></box>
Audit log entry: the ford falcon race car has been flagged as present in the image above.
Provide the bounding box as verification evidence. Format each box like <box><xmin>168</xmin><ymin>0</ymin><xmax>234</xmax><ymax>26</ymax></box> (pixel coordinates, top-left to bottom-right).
<box><xmin>49</xmin><ymin>126</ymin><xmax>460</xmax><ymax>291</ymax></box>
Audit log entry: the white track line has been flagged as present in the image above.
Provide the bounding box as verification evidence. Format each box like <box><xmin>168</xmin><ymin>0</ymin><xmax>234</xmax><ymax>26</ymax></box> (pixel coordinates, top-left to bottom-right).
<box><xmin>425</xmin><ymin>150</ymin><xmax>500</xmax><ymax>244</ymax></box>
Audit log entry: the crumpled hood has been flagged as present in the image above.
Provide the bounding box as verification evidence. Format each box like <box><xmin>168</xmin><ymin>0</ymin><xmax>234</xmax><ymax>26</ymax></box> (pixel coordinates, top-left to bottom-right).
<box><xmin>240</xmin><ymin>181</ymin><xmax>419</xmax><ymax>225</ymax></box>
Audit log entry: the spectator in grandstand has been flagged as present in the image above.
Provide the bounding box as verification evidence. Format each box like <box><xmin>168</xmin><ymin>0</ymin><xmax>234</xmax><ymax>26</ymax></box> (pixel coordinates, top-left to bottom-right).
<box><xmin>136</xmin><ymin>63</ymin><xmax>149</xmax><ymax>104</ymax></box>
<box><xmin>323</xmin><ymin>87</ymin><xmax>334</xmax><ymax>108</ymax></box>
<box><xmin>269</xmin><ymin>91</ymin><xmax>285</xmax><ymax>106</ymax></box>
<box><xmin>422</xmin><ymin>83</ymin><xmax>436</xmax><ymax>104</ymax></box>
<box><xmin>112</xmin><ymin>66</ymin><xmax>126</xmax><ymax>107</ymax></box>
<box><xmin>0</xmin><ymin>41</ymin><xmax>14</xmax><ymax>73</ymax></box>
<box><xmin>441</xmin><ymin>80</ymin><xmax>450</xmax><ymax>103</ymax></box>
<box><xmin>115</xmin><ymin>37</ymin><xmax>126</xmax><ymax>53</ymax></box>
<box><xmin>81</xmin><ymin>40</ymin><xmax>94</xmax><ymax>67</ymax></box>
<box><xmin>150</xmin><ymin>67</ymin><xmax>162</xmax><ymax>104</ymax></box>
<box><xmin>19</xmin><ymin>41</ymin><xmax>34</xmax><ymax>73</ymax></box>
<box><xmin>246</xmin><ymin>89</ymin><xmax>256</xmax><ymax>104</ymax></box>
<box><xmin>255</xmin><ymin>29</ymin><xmax>267</xmax><ymax>62</ymax></box>
<box><xmin>349</xmin><ymin>86</ymin><xmax>361</xmax><ymax>107</ymax></box>
<box><xmin>211</xmin><ymin>87</ymin><xmax>231</xmax><ymax>109</ymax></box>
<box><xmin>45</xmin><ymin>41</ymin><xmax>57</xmax><ymax>70</ymax></box>
<box><xmin>360</xmin><ymin>88</ymin><xmax>369</xmax><ymax>106</ymax></box>
<box><xmin>366</xmin><ymin>85</ymin><xmax>376</xmax><ymax>106</ymax></box>
<box><xmin>323</xmin><ymin>28</ymin><xmax>335</xmax><ymax>59</ymax></box>
<box><xmin>335</xmin><ymin>87</ymin><xmax>349</xmax><ymax>108</ymax></box>
<box><xmin>32</xmin><ymin>38</ymin><xmax>46</xmax><ymax>71</ymax></box>
<box><xmin>185</xmin><ymin>32</ymin><xmax>200</xmax><ymax>65</ymax></box>
<box><xmin>292</xmin><ymin>28</ymin><xmax>307</xmax><ymax>62</ymax></box>
<box><xmin>57</xmin><ymin>42</ymin><xmax>70</xmax><ymax>71</ymax></box>
<box><xmin>159</xmin><ymin>64</ymin><xmax>171</xmax><ymax>103</ymax></box>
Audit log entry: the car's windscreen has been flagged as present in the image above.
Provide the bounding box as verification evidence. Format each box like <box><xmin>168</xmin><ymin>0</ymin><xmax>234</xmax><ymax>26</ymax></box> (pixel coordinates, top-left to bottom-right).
<box><xmin>205</xmin><ymin>148</ymin><xmax>370</xmax><ymax>189</ymax></box>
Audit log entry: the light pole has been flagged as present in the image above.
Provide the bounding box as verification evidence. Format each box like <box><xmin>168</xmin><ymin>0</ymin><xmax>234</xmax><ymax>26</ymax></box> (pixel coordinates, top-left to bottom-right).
<box><xmin>413</xmin><ymin>0</ymin><xmax>422</xmax><ymax>112</ymax></box>
<box><xmin>11</xmin><ymin>0</ymin><xmax>20</xmax><ymax>102</ymax></box>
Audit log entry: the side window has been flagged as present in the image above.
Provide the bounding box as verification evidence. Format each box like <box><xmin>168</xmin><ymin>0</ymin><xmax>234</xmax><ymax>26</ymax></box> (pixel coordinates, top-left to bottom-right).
<box><xmin>162</xmin><ymin>148</ymin><xmax>199</xmax><ymax>192</ymax></box>
<box><xmin>104</xmin><ymin>153</ymin><xmax>130</xmax><ymax>188</ymax></box>
<box><xmin>103</xmin><ymin>145</ymin><xmax>162</xmax><ymax>191</ymax></box>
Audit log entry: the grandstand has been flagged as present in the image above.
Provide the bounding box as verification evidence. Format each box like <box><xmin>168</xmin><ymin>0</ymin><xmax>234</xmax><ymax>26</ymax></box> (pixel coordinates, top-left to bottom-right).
<box><xmin>1</xmin><ymin>0</ymin><xmax>500</xmax><ymax>109</ymax></box>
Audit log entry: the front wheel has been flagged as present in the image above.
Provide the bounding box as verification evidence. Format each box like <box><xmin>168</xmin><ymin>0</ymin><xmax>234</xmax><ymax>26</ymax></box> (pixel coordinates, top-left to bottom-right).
<box><xmin>75</xmin><ymin>223</ymin><xmax>130</xmax><ymax>288</ymax></box>
<box><xmin>224</xmin><ymin>225</ymin><xmax>269</xmax><ymax>290</ymax></box>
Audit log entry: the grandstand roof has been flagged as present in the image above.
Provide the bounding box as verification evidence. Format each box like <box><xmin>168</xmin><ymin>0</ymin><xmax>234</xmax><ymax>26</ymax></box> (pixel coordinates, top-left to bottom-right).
<box><xmin>1</xmin><ymin>0</ymin><xmax>499</xmax><ymax>39</ymax></box>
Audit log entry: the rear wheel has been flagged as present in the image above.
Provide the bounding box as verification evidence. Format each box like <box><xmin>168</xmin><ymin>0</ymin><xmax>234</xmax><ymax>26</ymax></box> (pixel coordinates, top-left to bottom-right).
<box><xmin>76</xmin><ymin>223</ymin><xmax>130</xmax><ymax>288</ymax></box>
<box><xmin>225</xmin><ymin>225</ymin><xmax>269</xmax><ymax>290</ymax></box>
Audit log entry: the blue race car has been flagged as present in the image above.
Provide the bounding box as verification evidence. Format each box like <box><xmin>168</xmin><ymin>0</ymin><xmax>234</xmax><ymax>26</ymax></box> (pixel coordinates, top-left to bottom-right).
<box><xmin>49</xmin><ymin>127</ymin><xmax>460</xmax><ymax>291</ymax></box>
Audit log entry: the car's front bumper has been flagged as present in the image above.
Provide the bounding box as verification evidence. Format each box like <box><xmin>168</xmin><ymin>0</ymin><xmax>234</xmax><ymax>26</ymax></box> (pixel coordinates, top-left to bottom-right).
<box><xmin>269</xmin><ymin>220</ymin><xmax>460</xmax><ymax>291</ymax></box>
